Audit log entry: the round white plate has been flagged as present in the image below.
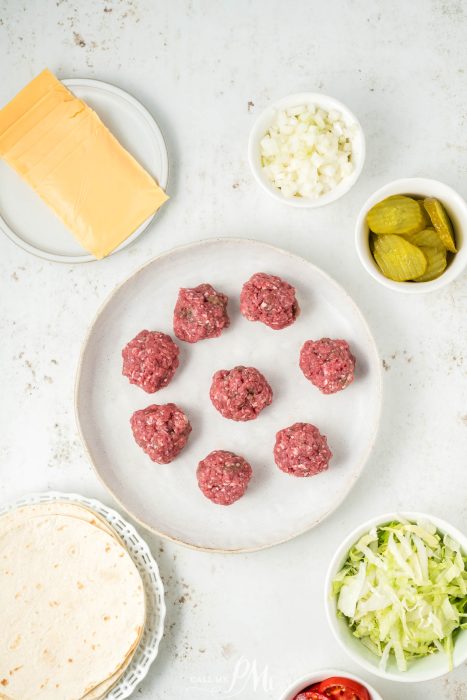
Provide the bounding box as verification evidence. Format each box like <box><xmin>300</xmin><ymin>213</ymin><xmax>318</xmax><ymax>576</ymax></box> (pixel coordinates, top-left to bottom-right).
<box><xmin>0</xmin><ymin>78</ymin><xmax>168</xmax><ymax>263</ymax></box>
<box><xmin>76</xmin><ymin>238</ymin><xmax>382</xmax><ymax>552</ymax></box>
<box><xmin>0</xmin><ymin>491</ymin><xmax>166</xmax><ymax>698</ymax></box>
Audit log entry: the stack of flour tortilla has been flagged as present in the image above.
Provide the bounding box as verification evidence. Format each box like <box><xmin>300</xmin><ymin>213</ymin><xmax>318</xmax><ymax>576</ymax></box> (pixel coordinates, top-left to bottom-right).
<box><xmin>0</xmin><ymin>501</ymin><xmax>146</xmax><ymax>700</ymax></box>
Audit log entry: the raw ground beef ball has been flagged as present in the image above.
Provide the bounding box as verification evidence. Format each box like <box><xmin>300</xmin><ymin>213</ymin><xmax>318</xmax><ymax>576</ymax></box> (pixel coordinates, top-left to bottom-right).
<box><xmin>209</xmin><ymin>366</ymin><xmax>273</xmax><ymax>421</ymax></box>
<box><xmin>173</xmin><ymin>283</ymin><xmax>230</xmax><ymax>343</ymax></box>
<box><xmin>197</xmin><ymin>450</ymin><xmax>253</xmax><ymax>505</ymax></box>
<box><xmin>274</xmin><ymin>422</ymin><xmax>332</xmax><ymax>477</ymax></box>
<box><xmin>299</xmin><ymin>338</ymin><xmax>356</xmax><ymax>394</ymax></box>
<box><xmin>130</xmin><ymin>403</ymin><xmax>192</xmax><ymax>464</ymax></box>
<box><xmin>122</xmin><ymin>330</ymin><xmax>180</xmax><ymax>393</ymax></box>
<box><xmin>239</xmin><ymin>272</ymin><xmax>299</xmax><ymax>329</ymax></box>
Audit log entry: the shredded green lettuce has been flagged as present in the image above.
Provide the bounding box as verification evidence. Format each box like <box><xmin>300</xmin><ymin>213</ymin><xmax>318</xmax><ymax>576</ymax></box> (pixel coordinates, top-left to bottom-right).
<box><xmin>332</xmin><ymin>520</ymin><xmax>467</xmax><ymax>671</ymax></box>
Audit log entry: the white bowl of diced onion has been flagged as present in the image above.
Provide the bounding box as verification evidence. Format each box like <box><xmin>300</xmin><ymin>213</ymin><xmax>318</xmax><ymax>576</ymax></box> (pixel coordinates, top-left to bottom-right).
<box><xmin>248</xmin><ymin>92</ymin><xmax>365</xmax><ymax>207</ymax></box>
<box><xmin>325</xmin><ymin>512</ymin><xmax>467</xmax><ymax>683</ymax></box>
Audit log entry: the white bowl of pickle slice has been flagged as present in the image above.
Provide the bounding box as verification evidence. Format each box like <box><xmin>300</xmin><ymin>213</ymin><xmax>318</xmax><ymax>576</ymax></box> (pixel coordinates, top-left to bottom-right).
<box><xmin>356</xmin><ymin>178</ymin><xmax>467</xmax><ymax>293</ymax></box>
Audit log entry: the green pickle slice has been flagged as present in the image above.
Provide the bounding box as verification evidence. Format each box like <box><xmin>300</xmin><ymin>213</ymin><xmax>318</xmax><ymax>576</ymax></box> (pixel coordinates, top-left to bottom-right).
<box><xmin>423</xmin><ymin>198</ymin><xmax>457</xmax><ymax>253</ymax></box>
<box><xmin>367</xmin><ymin>195</ymin><xmax>428</xmax><ymax>235</ymax></box>
<box><xmin>373</xmin><ymin>233</ymin><xmax>427</xmax><ymax>281</ymax></box>
<box><xmin>413</xmin><ymin>246</ymin><xmax>447</xmax><ymax>282</ymax></box>
<box><xmin>405</xmin><ymin>227</ymin><xmax>445</xmax><ymax>250</ymax></box>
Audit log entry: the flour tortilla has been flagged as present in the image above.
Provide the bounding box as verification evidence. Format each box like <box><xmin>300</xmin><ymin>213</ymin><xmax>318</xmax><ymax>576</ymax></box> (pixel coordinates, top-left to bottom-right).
<box><xmin>82</xmin><ymin>649</ymin><xmax>135</xmax><ymax>700</ymax></box>
<box><xmin>0</xmin><ymin>502</ymin><xmax>144</xmax><ymax>699</ymax></box>
<box><xmin>82</xmin><ymin>635</ymin><xmax>139</xmax><ymax>700</ymax></box>
<box><xmin>0</xmin><ymin>502</ymin><xmax>121</xmax><ymax>541</ymax></box>
<box><xmin>0</xmin><ymin>514</ymin><xmax>145</xmax><ymax>700</ymax></box>
<box><xmin>82</xmin><ymin>623</ymin><xmax>143</xmax><ymax>700</ymax></box>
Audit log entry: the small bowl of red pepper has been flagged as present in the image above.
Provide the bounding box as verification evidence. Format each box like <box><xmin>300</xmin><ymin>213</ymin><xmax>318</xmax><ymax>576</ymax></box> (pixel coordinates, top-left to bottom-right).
<box><xmin>280</xmin><ymin>669</ymin><xmax>383</xmax><ymax>700</ymax></box>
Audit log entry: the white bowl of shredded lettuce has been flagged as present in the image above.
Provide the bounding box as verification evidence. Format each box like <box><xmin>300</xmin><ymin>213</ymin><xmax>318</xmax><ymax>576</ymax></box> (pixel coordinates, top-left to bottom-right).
<box><xmin>325</xmin><ymin>513</ymin><xmax>467</xmax><ymax>682</ymax></box>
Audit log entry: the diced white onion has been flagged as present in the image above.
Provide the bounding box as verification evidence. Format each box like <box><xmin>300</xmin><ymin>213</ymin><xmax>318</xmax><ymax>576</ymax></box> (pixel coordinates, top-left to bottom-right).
<box><xmin>260</xmin><ymin>103</ymin><xmax>356</xmax><ymax>200</ymax></box>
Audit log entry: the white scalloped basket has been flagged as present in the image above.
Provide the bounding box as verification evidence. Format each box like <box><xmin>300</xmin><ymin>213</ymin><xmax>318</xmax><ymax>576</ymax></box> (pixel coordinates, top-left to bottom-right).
<box><xmin>0</xmin><ymin>491</ymin><xmax>166</xmax><ymax>699</ymax></box>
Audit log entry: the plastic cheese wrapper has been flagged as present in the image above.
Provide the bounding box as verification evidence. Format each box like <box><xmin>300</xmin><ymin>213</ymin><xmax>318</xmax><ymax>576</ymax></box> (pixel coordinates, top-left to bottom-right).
<box><xmin>0</xmin><ymin>69</ymin><xmax>168</xmax><ymax>259</ymax></box>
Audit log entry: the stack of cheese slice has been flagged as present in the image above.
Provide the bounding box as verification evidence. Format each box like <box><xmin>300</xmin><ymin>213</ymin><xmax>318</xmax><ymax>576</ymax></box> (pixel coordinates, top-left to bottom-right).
<box><xmin>0</xmin><ymin>69</ymin><xmax>168</xmax><ymax>259</ymax></box>
<box><xmin>0</xmin><ymin>501</ymin><xmax>146</xmax><ymax>700</ymax></box>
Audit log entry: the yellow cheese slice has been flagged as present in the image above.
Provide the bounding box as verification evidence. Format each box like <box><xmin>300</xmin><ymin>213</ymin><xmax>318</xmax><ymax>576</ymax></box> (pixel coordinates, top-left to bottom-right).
<box><xmin>0</xmin><ymin>69</ymin><xmax>168</xmax><ymax>259</ymax></box>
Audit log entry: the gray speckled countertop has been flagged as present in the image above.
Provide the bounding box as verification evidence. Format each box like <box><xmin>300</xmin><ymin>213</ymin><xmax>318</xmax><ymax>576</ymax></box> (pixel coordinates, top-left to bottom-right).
<box><xmin>1</xmin><ymin>1</ymin><xmax>467</xmax><ymax>698</ymax></box>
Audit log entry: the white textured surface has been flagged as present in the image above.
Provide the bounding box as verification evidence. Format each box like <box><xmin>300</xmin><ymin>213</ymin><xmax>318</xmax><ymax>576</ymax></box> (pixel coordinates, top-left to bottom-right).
<box><xmin>0</xmin><ymin>1</ymin><xmax>466</xmax><ymax>698</ymax></box>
